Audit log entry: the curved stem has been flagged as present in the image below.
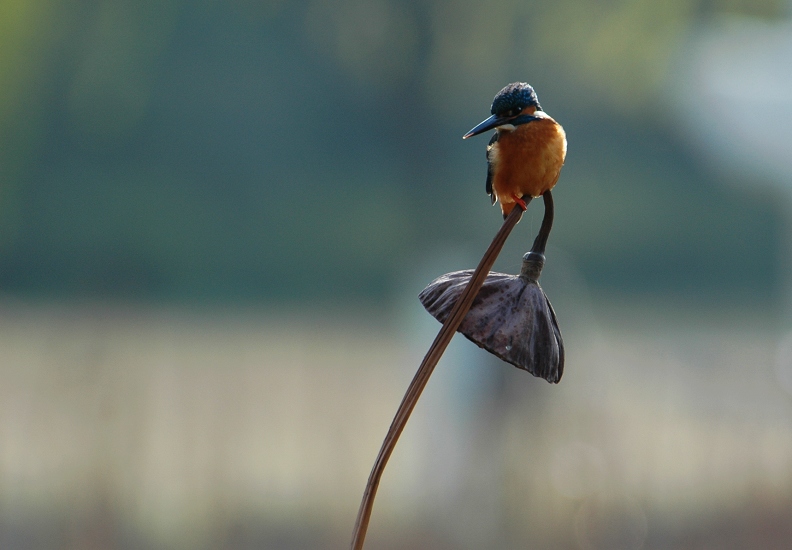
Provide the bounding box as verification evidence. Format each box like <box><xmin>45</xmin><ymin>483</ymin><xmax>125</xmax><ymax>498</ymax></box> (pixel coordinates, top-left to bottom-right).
<box><xmin>350</xmin><ymin>202</ymin><xmax>528</xmax><ymax>550</ymax></box>
<box><xmin>530</xmin><ymin>190</ymin><xmax>554</xmax><ymax>255</ymax></box>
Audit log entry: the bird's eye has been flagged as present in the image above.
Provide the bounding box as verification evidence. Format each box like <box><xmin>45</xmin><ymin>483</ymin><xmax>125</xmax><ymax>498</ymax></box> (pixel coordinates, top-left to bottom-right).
<box><xmin>507</xmin><ymin>108</ymin><xmax>521</xmax><ymax>117</ymax></box>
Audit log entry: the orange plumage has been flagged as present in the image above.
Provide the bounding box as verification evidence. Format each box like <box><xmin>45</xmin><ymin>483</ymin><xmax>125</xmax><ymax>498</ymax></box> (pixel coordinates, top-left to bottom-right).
<box><xmin>488</xmin><ymin>112</ymin><xmax>567</xmax><ymax>216</ymax></box>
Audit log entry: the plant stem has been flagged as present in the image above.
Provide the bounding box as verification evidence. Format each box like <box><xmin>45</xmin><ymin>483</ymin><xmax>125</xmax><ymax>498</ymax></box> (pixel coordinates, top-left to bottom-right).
<box><xmin>350</xmin><ymin>202</ymin><xmax>527</xmax><ymax>550</ymax></box>
<box><xmin>530</xmin><ymin>191</ymin><xmax>554</xmax><ymax>255</ymax></box>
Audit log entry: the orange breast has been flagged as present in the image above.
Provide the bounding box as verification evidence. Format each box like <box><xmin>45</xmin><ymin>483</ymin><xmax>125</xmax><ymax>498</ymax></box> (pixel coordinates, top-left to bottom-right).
<box><xmin>490</xmin><ymin>115</ymin><xmax>567</xmax><ymax>215</ymax></box>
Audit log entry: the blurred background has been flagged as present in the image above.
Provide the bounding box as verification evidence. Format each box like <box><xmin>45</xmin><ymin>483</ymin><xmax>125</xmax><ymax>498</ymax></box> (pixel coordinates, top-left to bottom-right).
<box><xmin>2</xmin><ymin>0</ymin><xmax>792</xmax><ymax>548</ymax></box>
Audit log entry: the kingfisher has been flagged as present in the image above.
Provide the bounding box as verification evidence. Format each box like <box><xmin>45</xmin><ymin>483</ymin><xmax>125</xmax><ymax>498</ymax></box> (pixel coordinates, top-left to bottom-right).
<box><xmin>464</xmin><ymin>82</ymin><xmax>567</xmax><ymax>218</ymax></box>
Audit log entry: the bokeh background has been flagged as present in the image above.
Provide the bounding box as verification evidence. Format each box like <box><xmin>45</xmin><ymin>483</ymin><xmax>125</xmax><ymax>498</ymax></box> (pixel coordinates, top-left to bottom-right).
<box><xmin>2</xmin><ymin>0</ymin><xmax>792</xmax><ymax>548</ymax></box>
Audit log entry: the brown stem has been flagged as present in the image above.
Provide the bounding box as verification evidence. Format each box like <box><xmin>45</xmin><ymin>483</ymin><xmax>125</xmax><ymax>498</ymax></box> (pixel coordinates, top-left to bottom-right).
<box><xmin>350</xmin><ymin>202</ymin><xmax>528</xmax><ymax>550</ymax></box>
<box><xmin>530</xmin><ymin>191</ymin><xmax>554</xmax><ymax>256</ymax></box>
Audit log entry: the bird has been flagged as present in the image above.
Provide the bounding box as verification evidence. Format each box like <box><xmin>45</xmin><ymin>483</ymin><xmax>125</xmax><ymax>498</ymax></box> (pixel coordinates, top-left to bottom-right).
<box><xmin>463</xmin><ymin>82</ymin><xmax>567</xmax><ymax>218</ymax></box>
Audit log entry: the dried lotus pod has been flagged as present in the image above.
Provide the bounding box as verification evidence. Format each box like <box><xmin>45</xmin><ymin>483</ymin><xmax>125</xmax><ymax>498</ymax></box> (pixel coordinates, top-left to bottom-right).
<box><xmin>419</xmin><ymin>251</ymin><xmax>564</xmax><ymax>383</ymax></box>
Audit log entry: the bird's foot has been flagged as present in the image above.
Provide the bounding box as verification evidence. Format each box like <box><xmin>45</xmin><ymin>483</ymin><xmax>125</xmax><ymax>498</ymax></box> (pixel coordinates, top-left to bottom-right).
<box><xmin>512</xmin><ymin>194</ymin><xmax>528</xmax><ymax>211</ymax></box>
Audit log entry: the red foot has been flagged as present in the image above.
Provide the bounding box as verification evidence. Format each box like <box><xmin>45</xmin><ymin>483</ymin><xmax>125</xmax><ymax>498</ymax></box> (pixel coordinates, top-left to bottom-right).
<box><xmin>512</xmin><ymin>194</ymin><xmax>528</xmax><ymax>211</ymax></box>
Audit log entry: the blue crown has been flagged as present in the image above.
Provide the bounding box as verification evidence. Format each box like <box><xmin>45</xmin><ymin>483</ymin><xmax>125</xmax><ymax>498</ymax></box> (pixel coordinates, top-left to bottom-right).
<box><xmin>491</xmin><ymin>82</ymin><xmax>542</xmax><ymax>115</ymax></box>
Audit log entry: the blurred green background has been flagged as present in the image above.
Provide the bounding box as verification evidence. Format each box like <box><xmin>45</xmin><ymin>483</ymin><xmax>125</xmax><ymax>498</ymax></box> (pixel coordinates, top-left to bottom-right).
<box><xmin>2</xmin><ymin>0</ymin><xmax>792</xmax><ymax>549</ymax></box>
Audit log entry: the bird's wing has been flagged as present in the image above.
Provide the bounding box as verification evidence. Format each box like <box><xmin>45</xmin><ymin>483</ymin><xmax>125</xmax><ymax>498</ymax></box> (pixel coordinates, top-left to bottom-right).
<box><xmin>486</xmin><ymin>133</ymin><xmax>498</xmax><ymax>205</ymax></box>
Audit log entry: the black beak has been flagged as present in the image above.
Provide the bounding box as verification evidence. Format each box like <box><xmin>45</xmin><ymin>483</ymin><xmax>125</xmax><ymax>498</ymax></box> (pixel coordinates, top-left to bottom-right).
<box><xmin>463</xmin><ymin>114</ymin><xmax>513</xmax><ymax>139</ymax></box>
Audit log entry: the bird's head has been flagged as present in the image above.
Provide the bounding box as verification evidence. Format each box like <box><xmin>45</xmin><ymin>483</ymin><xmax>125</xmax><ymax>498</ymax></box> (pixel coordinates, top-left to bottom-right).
<box><xmin>463</xmin><ymin>82</ymin><xmax>542</xmax><ymax>139</ymax></box>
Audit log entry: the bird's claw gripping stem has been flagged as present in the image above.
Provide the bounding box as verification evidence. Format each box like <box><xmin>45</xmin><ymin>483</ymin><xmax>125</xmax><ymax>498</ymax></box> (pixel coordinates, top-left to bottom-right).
<box><xmin>512</xmin><ymin>194</ymin><xmax>528</xmax><ymax>211</ymax></box>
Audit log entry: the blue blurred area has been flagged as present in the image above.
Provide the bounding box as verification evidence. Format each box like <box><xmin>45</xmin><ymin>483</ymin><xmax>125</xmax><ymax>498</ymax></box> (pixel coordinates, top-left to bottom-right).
<box><xmin>0</xmin><ymin>0</ymin><xmax>786</xmax><ymax>307</ymax></box>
